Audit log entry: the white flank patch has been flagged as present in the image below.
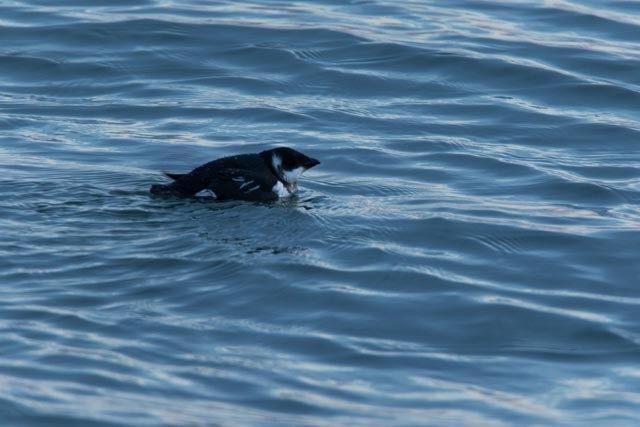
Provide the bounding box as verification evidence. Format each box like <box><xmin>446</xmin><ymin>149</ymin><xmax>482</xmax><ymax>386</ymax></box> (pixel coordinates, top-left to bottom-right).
<box><xmin>232</xmin><ymin>177</ymin><xmax>245</xmax><ymax>182</ymax></box>
<box><xmin>272</xmin><ymin>181</ymin><xmax>292</xmax><ymax>198</ymax></box>
<box><xmin>245</xmin><ymin>185</ymin><xmax>260</xmax><ymax>193</ymax></box>
<box><xmin>195</xmin><ymin>189</ymin><xmax>217</xmax><ymax>199</ymax></box>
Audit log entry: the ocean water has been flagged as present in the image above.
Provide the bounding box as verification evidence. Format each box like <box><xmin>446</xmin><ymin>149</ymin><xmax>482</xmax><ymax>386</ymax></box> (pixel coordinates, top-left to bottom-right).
<box><xmin>1</xmin><ymin>1</ymin><xmax>639</xmax><ymax>426</ymax></box>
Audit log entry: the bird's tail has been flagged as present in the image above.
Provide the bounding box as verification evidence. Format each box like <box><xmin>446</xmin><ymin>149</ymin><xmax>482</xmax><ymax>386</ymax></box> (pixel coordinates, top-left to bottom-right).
<box><xmin>150</xmin><ymin>172</ymin><xmax>184</xmax><ymax>195</ymax></box>
<box><xmin>150</xmin><ymin>184</ymin><xmax>172</xmax><ymax>195</ymax></box>
<box><xmin>164</xmin><ymin>172</ymin><xmax>185</xmax><ymax>181</ymax></box>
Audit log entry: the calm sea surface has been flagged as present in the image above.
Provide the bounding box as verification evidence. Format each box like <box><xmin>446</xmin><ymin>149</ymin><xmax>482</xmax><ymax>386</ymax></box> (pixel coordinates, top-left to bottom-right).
<box><xmin>1</xmin><ymin>1</ymin><xmax>640</xmax><ymax>426</ymax></box>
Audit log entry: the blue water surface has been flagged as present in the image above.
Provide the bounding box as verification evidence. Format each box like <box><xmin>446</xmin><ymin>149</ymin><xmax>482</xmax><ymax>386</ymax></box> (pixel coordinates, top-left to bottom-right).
<box><xmin>1</xmin><ymin>1</ymin><xmax>640</xmax><ymax>426</ymax></box>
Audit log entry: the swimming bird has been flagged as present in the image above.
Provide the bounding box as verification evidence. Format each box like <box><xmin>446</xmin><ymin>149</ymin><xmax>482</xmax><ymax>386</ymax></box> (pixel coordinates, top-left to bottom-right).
<box><xmin>150</xmin><ymin>147</ymin><xmax>320</xmax><ymax>201</ymax></box>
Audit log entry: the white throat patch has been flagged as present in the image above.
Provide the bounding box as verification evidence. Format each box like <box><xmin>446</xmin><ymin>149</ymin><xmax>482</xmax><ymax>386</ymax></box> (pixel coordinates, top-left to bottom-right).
<box><xmin>282</xmin><ymin>166</ymin><xmax>305</xmax><ymax>184</ymax></box>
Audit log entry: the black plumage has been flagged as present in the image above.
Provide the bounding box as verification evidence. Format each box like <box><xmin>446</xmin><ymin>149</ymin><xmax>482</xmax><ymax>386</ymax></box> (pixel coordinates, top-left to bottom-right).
<box><xmin>150</xmin><ymin>147</ymin><xmax>319</xmax><ymax>201</ymax></box>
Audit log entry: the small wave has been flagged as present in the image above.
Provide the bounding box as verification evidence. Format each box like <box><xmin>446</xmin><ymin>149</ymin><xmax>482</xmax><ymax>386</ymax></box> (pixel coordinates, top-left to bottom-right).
<box><xmin>1</xmin><ymin>1</ymin><xmax>640</xmax><ymax>426</ymax></box>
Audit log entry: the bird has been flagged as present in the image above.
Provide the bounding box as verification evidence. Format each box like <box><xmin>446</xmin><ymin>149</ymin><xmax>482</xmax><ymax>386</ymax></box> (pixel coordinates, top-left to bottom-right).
<box><xmin>150</xmin><ymin>147</ymin><xmax>320</xmax><ymax>201</ymax></box>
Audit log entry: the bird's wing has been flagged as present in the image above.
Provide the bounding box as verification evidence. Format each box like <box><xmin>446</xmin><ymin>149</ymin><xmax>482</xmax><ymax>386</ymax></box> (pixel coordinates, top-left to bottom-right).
<box><xmin>209</xmin><ymin>168</ymin><xmax>274</xmax><ymax>199</ymax></box>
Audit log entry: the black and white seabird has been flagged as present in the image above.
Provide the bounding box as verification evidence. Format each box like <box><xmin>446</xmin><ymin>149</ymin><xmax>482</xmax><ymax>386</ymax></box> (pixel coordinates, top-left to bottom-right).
<box><xmin>150</xmin><ymin>147</ymin><xmax>320</xmax><ymax>201</ymax></box>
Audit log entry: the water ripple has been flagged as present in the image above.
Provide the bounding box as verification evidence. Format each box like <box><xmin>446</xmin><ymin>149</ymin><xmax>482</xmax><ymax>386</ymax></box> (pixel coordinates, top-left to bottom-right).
<box><xmin>1</xmin><ymin>1</ymin><xmax>639</xmax><ymax>426</ymax></box>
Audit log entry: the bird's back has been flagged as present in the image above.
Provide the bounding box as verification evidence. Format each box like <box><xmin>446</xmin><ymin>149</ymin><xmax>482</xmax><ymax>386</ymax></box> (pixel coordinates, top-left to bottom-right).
<box><xmin>153</xmin><ymin>153</ymin><xmax>274</xmax><ymax>199</ymax></box>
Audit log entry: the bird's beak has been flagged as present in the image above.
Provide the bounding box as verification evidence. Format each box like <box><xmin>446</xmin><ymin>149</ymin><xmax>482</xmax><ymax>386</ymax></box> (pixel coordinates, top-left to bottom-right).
<box><xmin>305</xmin><ymin>158</ymin><xmax>320</xmax><ymax>169</ymax></box>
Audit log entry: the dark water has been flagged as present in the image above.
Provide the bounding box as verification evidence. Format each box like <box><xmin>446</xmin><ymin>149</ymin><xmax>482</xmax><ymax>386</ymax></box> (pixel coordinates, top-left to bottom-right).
<box><xmin>1</xmin><ymin>1</ymin><xmax>640</xmax><ymax>426</ymax></box>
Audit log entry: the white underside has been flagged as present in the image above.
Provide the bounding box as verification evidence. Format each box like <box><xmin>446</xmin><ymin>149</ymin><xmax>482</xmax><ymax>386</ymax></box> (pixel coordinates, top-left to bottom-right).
<box><xmin>197</xmin><ymin>184</ymin><xmax>291</xmax><ymax>199</ymax></box>
<box><xmin>272</xmin><ymin>181</ymin><xmax>292</xmax><ymax>198</ymax></box>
